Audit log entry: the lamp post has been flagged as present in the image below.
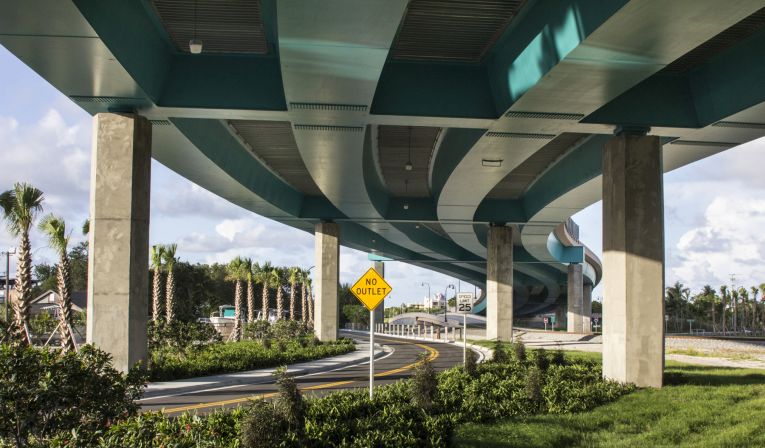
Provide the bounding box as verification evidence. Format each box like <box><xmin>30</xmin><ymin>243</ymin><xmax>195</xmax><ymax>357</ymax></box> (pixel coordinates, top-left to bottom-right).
<box><xmin>421</xmin><ymin>282</ymin><xmax>430</xmax><ymax>312</ymax></box>
<box><xmin>2</xmin><ymin>248</ymin><xmax>16</xmax><ymax>323</ymax></box>
<box><xmin>443</xmin><ymin>284</ymin><xmax>455</xmax><ymax>322</ymax></box>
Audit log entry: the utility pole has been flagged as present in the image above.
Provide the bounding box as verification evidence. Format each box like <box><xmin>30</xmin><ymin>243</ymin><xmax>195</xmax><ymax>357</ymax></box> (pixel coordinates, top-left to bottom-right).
<box><xmin>3</xmin><ymin>248</ymin><xmax>15</xmax><ymax>323</ymax></box>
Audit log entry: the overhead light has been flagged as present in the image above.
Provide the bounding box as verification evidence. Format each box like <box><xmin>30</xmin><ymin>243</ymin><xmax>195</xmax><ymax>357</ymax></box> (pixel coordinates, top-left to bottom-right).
<box><xmin>482</xmin><ymin>159</ymin><xmax>502</xmax><ymax>167</ymax></box>
<box><xmin>403</xmin><ymin>203</ymin><xmax>410</xmax><ymax>210</ymax></box>
<box><xmin>405</xmin><ymin>162</ymin><xmax>413</xmax><ymax>171</ymax></box>
<box><xmin>189</xmin><ymin>38</ymin><xmax>203</xmax><ymax>54</ymax></box>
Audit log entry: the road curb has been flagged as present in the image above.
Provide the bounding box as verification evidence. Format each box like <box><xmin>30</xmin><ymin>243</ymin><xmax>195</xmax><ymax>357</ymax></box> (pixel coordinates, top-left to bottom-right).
<box><xmin>355</xmin><ymin>330</ymin><xmax>494</xmax><ymax>363</ymax></box>
<box><xmin>142</xmin><ymin>336</ymin><xmax>388</xmax><ymax>400</ymax></box>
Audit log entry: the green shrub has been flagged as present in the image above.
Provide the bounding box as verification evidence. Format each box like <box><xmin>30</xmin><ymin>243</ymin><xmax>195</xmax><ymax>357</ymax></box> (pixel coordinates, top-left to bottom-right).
<box><xmin>513</xmin><ymin>340</ymin><xmax>527</xmax><ymax>363</ymax></box>
<box><xmin>464</xmin><ymin>348</ymin><xmax>478</xmax><ymax>377</ymax></box>
<box><xmin>274</xmin><ymin>367</ymin><xmax>306</xmax><ymax>440</ymax></box>
<box><xmin>271</xmin><ymin>320</ymin><xmax>306</xmax><ymax>340</ymax></box>
<box><xmin>149</xmin><ymin>338</ymin><xmax>355</xmax><ymax>381</ymax></box>
<box><xmin>149</xmin><ymin>320</ymin><xmax>222</xmax><ymax>356</ymax></box>
<box><xmin>533</xmin><ymin>347</ymin><xmax>550</xmax><ymax>372</ymax></box>
<box><xmin>492</xmin><ymin>340</ymin><xmax>509</xmax><ymax>363</ymax></box>
<box><xmin>525</xmin><ymin>366</ymin><xmax>544</xmax><ymax>411</ymax></box>
<box><xmin>244</xmin><ymin>320</ymin><xmax>272</xmax><ymax>340</ymax></box>
<box><xmin>551</xmin><ymin>349</ymin><xmax>566</xmax><ymax>366</ymax></box>
<box><xmin>240</xmin><ymin>401</ymin><xmax>284</xmax><ymax>448</ymax></box>
<box><xmin>0</xmin><ymin>343</ymin><xmax>145</xmax><ymax>447</ymax></box>
<box><xmin>411</xmin><ymin>353</ymin><xmax>438</xmax><ymax>410</ymax></box>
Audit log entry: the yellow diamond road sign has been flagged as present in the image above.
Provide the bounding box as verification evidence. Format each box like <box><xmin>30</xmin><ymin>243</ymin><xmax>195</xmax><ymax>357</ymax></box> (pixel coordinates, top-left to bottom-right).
<box><xmin>351</xmin><ymin>268</ymin><xmax>392</xmax><ymax>311</ymax></box>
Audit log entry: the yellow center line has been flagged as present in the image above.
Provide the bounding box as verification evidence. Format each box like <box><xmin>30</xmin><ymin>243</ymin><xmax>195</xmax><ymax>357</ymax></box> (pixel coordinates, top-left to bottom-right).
<box><xmin>159</xmin><ymin>336</ymin><xmax>440</xmax><ymax>414</ymax></box>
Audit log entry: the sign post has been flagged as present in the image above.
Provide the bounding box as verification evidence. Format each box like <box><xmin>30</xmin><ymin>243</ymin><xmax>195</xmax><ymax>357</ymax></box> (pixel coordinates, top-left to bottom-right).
<box><xmin>456</xmin><ymin>292</ymin><xmax>473</xmax><ymax>365</ymax></box>
<box><xmin>350</xmin><ymin>268</ymin><xmax>392</xmax><ymax>399</ymax></box>
<box><xmin>543</xmin><ymin>316</ymin><xmax>549</xmax><ymax>331</ymax></box>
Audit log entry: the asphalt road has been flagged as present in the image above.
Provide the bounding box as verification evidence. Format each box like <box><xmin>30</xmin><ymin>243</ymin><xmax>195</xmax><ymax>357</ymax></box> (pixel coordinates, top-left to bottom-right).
<box><xmin>140</xmin><ymin>333</ymin><xmax>466</xmax><ymax>416</ymax></box>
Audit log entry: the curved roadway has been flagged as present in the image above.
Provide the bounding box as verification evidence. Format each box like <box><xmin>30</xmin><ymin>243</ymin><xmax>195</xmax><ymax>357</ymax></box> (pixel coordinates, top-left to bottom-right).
<box><xmin>140</xmin><ymin>333</ymin><xmax>465</xmax><ymax>416</ymax></box>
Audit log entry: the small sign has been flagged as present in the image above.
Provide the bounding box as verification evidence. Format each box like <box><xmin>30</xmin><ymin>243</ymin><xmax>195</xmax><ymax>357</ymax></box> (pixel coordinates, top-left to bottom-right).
<box><xmin>456</xmin><ymin>292</ymin><xmax>474</xmax><ymax>314</ymax></box>
<box><xmin>543</xmin><ymin>317</ymin><xmax>549</xmax><ymax>324</ymax></box>
<box><xmin>350</xmin><ymin>268</ymin><xmax>392</xmax><ymax>311</ymax></box>
<box><xmin>593</xmin><ymin>317</ymin><xmax>600</xmax><ymax>324</ymax></box>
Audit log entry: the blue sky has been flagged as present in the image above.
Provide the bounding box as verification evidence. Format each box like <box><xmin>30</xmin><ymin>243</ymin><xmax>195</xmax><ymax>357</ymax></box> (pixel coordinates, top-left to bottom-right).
<box><xmin>1</xmin><ymin>45</ymin><xmax>764</xmax><ymax>307</ymax></box>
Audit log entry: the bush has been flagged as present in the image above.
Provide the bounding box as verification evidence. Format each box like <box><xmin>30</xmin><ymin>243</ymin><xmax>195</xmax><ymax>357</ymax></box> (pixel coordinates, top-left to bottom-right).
<box><xmin>149</xmin><ymin>338</ymin><xmax>355</xmax><ymax>381</ymax></box>
<box><xmin>513</xmin><ymin>340</ymin><xmax>527</xmax><ymax>363</ymax></box>
<box><xmin>274</xmin><ymin>367</ymin><xmax>306</xmax><ymax>440</ymax></box>
<box><xmin>149</xmin><ymin>320</ymin><xmax>222</xmax><ymax>356</ymax></box>
<box><xmin>551</xmin><ymin>349</ymin><xmax>566</xmax><ymax>366</ymax></box>
<box><xmin>533</xmin><ymin>347</ymin><xmax>550</xmax><ymax>372</ymax></box>
<box><xmin>241</xmin><ymin>401</ymin><xmax>284</xmax><ymax>448</ymax></box>
<box><xmin>244</xmin><ymin>320</ymin><xmax>272</xmax><ymax>340</ymax></box>
<box><xmin>271</xmin><ymin>320</ymin><xmax>306</xmax><ymax>340</ymax></box>
<box><xmin>492</xmin><ymin>340</ymin><xmax>509</xmax><ymax>363</ymax></box>
<box><xmin>525</xmin><ymin>366</ymin><xmax>544</xmax><ymax>411</ymax></box>
<box><xmin>0</xmin><ymin>343</ymin><xmax>145</xmax><ymax>447</ymax></box>
<box><xmin>464</xmin><ymin>348</ymin><xmax>478</xmax><ymax>377</ymax></box>
<box><xmin>411</xmin><ymin>353</ymin><xmax>438</xmax><ymax>410</ymax></box>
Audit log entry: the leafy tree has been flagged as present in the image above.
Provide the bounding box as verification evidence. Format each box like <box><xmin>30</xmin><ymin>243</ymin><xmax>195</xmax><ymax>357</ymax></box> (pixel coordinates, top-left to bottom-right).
<box><xmin>38</xmin><ymin>214</ymin><xmax>76</xmax><ymax>352</ymax></box>
<box><xmin>0</xmin><ymin>182</ymin><xmax>44</xmax><ymax>344</ymax></box>
<box><xmin>342</xmin><ymin>304</ymin><xmax>368</xmax><ymax>327</ymax></box>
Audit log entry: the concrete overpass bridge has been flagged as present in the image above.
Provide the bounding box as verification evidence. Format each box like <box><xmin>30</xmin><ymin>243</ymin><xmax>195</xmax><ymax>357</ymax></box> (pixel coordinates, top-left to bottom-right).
<box><xmin>3</xmin><ymin>0</ymin><xmax>765</xmax><ymax>387</ymax></box>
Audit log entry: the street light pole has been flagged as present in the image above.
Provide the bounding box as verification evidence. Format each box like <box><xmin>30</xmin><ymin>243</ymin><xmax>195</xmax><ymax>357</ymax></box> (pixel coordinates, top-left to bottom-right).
<box><xmin>421</xmin><ymin>282</ymin><xmax>430</xmax><ymax>312</ymax></box>
<box><xmin>3</xmin><ymin>248</ymin><xmax>16</xmax><ymax>323</ymax></box>
<box><xmin>444</xmin><ymin>284</ymin><xmax>454</xmax><ymax>322</ymax></box>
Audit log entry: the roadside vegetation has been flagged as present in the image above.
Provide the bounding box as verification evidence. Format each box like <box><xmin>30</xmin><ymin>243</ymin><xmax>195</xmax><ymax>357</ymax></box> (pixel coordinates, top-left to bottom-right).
<box><xmin>148</xmin><ymin>320</ymin><xmax>355</xmax><ymax>381</ymax></box>
<box><xmin>454</xmin><ymin>360</ymin><xmax>765</xmax><ymax>447</ymax></box>
<box><xmin>73</xmin><ymin>342</ymin><xmax>629</xmax><ymax>447</ymax></box>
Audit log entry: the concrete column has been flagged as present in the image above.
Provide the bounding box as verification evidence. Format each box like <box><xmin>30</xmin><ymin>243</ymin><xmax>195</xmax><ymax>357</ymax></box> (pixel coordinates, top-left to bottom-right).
<box><xmin>87</xmin><ymin>113</ymin><xmax>151</xmax><ymax>372</ymax></box>
<box><xmin>583</xmin><ymin>283</ymin><xmax>593</xmax><ymax>333</ymax></box>
<box><xmin>567</xmin><ymin>264</ymin><xmax>584</xmax><ymax>333</ymax></box>
<box><xmin>373</xmin><ymin>261</ymin><xmax>385</xmax><ymax>324</ymax></box>
<box><xmin>486</xmin><ymin>225</ymin><xmax>513</xmax><ymax>341</ymax></box>
<box><xmin>602</xmin><ymin>132</ymin><xmax>664</xmax><ymax>388</ymax></box>
<box><xmin>314</xmin><ymin>222</ymin><xmax>339</xmax><ymax>341</ymax></box>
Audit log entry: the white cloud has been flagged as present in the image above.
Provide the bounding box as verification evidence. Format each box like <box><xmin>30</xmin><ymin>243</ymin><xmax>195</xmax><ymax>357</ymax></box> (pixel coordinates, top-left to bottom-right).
<box><xmin>672</xmin><ymin>194</ymin><xmax>765</xmax><ymax>289</ymax></box>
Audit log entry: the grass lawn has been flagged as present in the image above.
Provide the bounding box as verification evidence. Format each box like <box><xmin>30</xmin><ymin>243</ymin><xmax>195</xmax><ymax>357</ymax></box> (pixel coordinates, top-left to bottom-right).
<box><xmin>454</xmin><ymin>346</ymin><xmax>765</xmax><ymax>447</ymax></box>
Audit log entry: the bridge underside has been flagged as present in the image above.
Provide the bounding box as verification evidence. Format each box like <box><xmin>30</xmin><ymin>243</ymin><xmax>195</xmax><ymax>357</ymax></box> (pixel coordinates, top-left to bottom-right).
<box><xmin>4</xmin><ymin>0</ymin><xmax>765</xmax><ymax>387</ymax></box>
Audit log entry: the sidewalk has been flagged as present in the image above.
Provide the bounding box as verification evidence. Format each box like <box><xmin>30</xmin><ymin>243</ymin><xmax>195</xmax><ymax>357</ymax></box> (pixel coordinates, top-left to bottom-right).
<box><xmin>142</xmin><ymin>339</ymin><xmax>388</xmax><ymax>400</ymax></box>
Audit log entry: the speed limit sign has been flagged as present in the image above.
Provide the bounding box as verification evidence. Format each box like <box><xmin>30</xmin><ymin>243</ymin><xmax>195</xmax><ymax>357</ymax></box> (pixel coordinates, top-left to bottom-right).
<box><xmin>456</xmin><ymin>293</ymin><xmax>474</xmax><ymax>313</ymax></box>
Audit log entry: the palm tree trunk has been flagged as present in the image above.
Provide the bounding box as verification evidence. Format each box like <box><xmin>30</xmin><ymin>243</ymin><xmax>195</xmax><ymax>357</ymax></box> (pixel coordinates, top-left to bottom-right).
<box><xmin>301</xmin><ymin>283</ymin><xmax>307</xmax><ymax>323</ymax></box>
<box><xmin>13</xmin><ymin>232</ymin><xmax>32</xmax><ymax>344</ymax></box>
<box><xmin>276</xmin><ymin>287</ymin><xmax>284</xmax><ymax>320</ymax></box>
<box><xmin>289</xmin><ymin>281</ymin><xmax>296</xmax><ymax>320</ymax></box>
<box><xmin>56</xmin><ymin>254</ymin><xmax>75</xmax><ymax>352</ymax></box>
<box><xmin>247</xmin><ymin>279</ymin><xmax>255</xmax><ymax>323</ymax></box>
<box><xmin>152</xmin><ymin>269</ymin><xmax>162</xmax><ymax>322</ymax></box>
<box><xmin>261</xmin><ymin>284</ymin><xmax>269</xmax><ymax>321</ymax></box>
<box><xmin>165</xmin><ymin>268</ymin><xmax>175</xmax><ymax>324</ymax></box>
<box><xmin>233</xmin><ymin>280</ymin><xmax>243</xmax><ymax>340</ymax></box>
<box><xmin>307</xmin><ymin>284</ymin><xmax>314</xmax><ymax>326</ymax></box>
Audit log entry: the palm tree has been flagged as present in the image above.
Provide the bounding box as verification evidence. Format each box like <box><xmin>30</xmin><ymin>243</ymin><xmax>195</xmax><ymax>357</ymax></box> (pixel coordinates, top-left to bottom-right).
<box><xmin>38</xmin><ymin>214</ymin><xmax>75</xmax><ymax>352</ymax></box>
<box><xmin>300</xmin><ymin>269</ymin><xmax>309</xmax><ymax>323</ymax></box>
<box><xmin>0</xmin><ymin>182</ymin><xmax>44</xmax><ymax>344</ymax></box>
<box><xmin>150</xmin><ymin>245</ymin><xmax>165</xmax><ymax>323</ymax></box>
<box><xmin>700</xmin><ymin>285</ymin><xmax>716</xmax><ymax>331</ymax></box>
<box><xmin>257</xmin><ymin>261</ymin><xmax>273</xmax><ymax>321</ymax></box>
<box><xmin>731</xmin><ymin>288</ymin><xmax>739</xmax><ymax>332</ymax></box>
<box><xmin>243</xmin><ymin>258</ymin><xmax>254</xmax><ymax>323</ymax></box>
<box><xmin>306</xmin><ymin>274</ymin><xmax>314</xmax><ymax>326</ymax></box>
<box><xmin>226</xmin><ymin>257</ymin><xmax>247</xmax><ymax>340</ymax></box>
<box><xmin>288</xmin><ymin>267</ymin><xmax>300</xmax><ymax>320</ymax></box>
<box><xmin>719</xmin><ymin>285</ymin><xmax>728</xmax><ymax>333</ymax></box>
<box><xmin>273</xmin><ymin>267</ymin><xmax>286</xmax><ymax>320</ymax></box>
<box><xmin>163</xmin><ymin>244</ymin><xmax>178</xmax><ymax>324</ymax></box>
<box><xmin>751</xmin><ymin>286</ymin><xmax>760</xmax><ymax>331</ymax></box>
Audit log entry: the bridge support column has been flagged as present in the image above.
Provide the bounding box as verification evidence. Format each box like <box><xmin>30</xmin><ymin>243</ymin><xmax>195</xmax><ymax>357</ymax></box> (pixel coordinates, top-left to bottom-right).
<box><xmin>314</xmin><ymin>222</ymin><xmax>339</xmax><ymax>341</ymax></box>
<box><xmin>86</xmin><ymin>113</ymin><xmax>151</xmax><ymax>372</ymax></box>
<box><xmin>567</xmin><ymin>263</ymin><xmax>584</xmax><ymax>333</ymax></box>
<box><xmin>583</xmin><ymin>283</ymin><xmax>593</xmax><ymax>333</ymax></box>
<box><xmin>602</xmin><ymin>132</ymin><xmax>664</xmax><ymax>388</ymax></box>
<box><xmin>487</xmin><ymin>225</ymin><xmax>513</xmax><ymax>341</ymax></box>
<box><xmin>372</xmin><ymin>261</ymin><xmax>385</xmax><ymax>326</ymax></box>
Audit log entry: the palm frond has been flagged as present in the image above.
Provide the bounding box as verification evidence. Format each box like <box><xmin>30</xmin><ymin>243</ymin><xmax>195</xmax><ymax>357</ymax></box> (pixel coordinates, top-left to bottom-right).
<box><xmin>0</xmin><ymin>182</ymin><xmax>44</xmax><ymax>236</ymax></box>
<box><xmin>38</xmin><ymin>214</ymin><xmax>69</xmax><ymax>255</ymax></box>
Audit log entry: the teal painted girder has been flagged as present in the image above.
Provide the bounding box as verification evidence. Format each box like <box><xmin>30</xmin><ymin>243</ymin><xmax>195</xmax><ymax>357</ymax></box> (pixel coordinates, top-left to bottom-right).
<box><xmin>583</xmin><ymin>26</ymin><xmax>765</xmax><ymax>129</ymax></box>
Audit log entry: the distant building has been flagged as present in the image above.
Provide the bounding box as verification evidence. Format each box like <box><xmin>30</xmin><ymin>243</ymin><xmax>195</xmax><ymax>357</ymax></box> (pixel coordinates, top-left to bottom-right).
<box><xmin>29</xmin><ymin>290</ymin><xmax>87</xmax><ymax>317</ymax></box>
<box><xmin>424</xmin><ymin>293</ymin><xmax>446</xmax><ymax>310</ymax></box>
